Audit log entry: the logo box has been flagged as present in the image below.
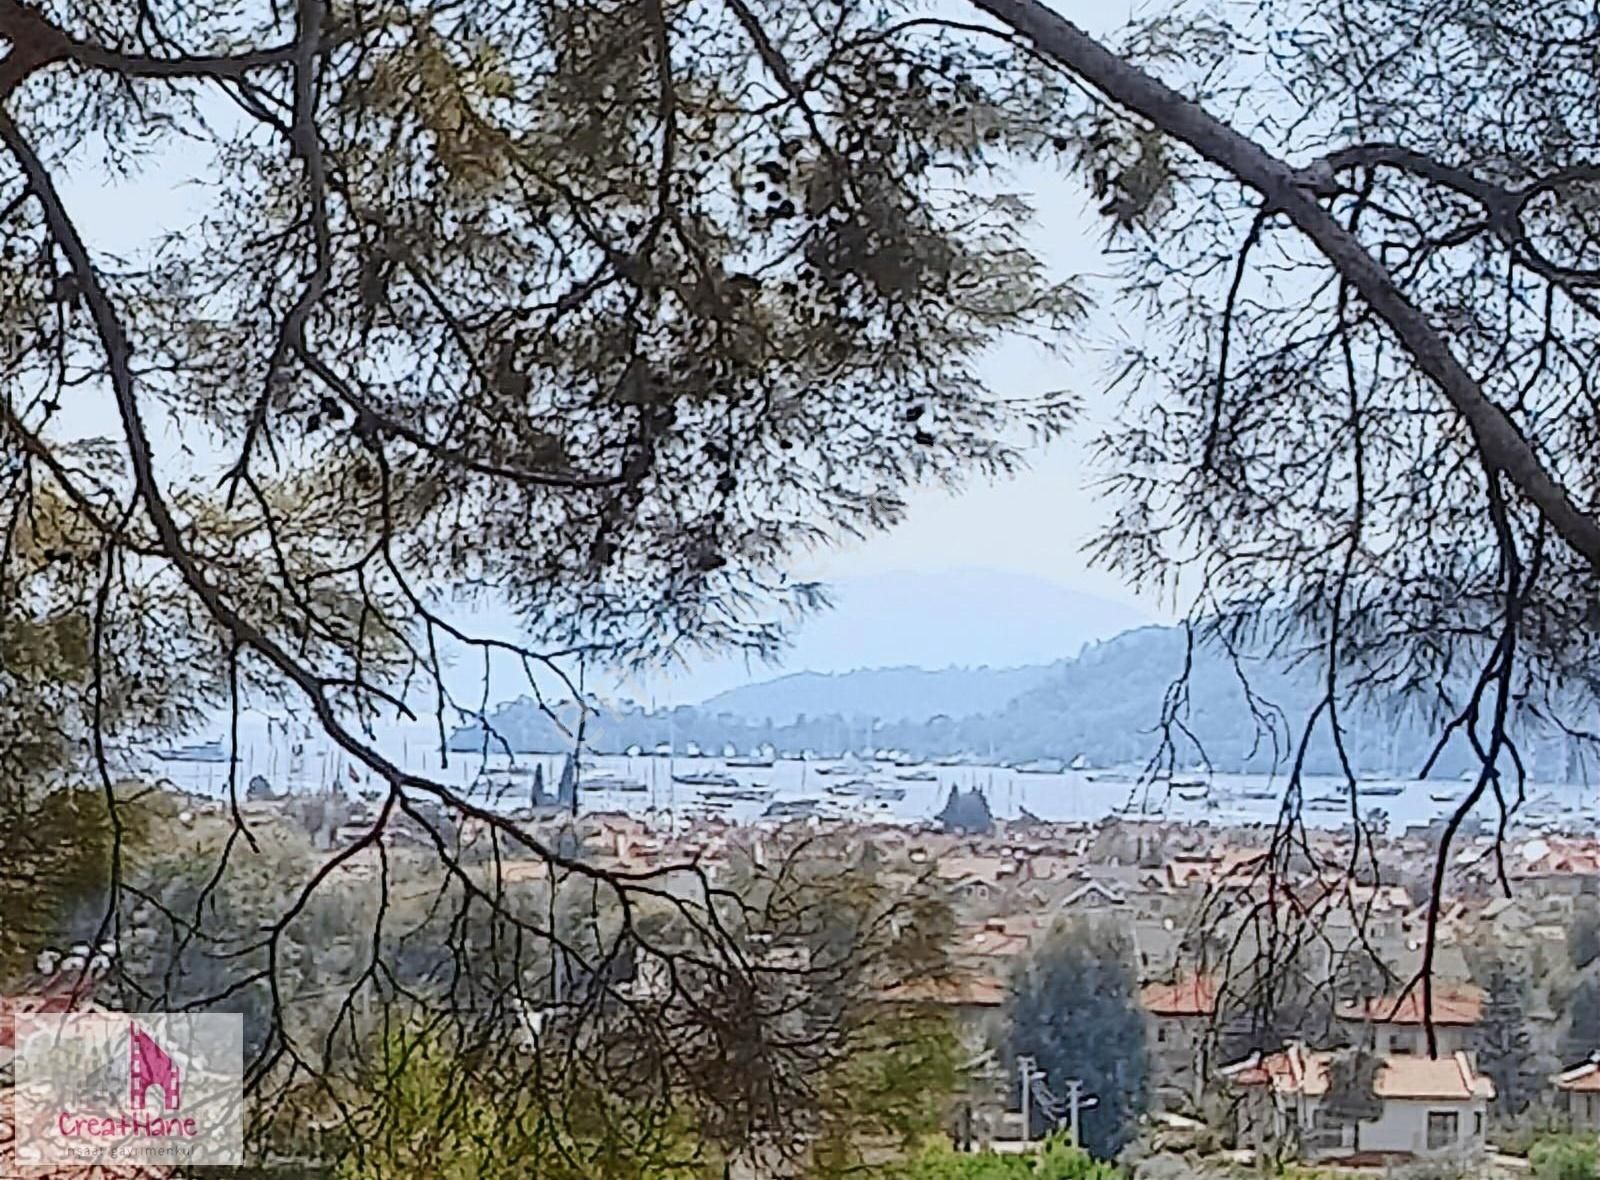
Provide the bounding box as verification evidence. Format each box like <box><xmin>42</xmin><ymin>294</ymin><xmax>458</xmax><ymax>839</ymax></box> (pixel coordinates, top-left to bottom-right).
<box><xmin>11</xmin><ymin>1011</ymin><xmax>244</xmax><ymax>1168</ymax></box>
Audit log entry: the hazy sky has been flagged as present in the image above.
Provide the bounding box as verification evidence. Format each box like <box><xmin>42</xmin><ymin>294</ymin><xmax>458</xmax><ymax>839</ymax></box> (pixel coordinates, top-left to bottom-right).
<box><xmin>784</xmin><ymin>2</ymin><xmax>1147</xmax><ymax>612</ymax></box>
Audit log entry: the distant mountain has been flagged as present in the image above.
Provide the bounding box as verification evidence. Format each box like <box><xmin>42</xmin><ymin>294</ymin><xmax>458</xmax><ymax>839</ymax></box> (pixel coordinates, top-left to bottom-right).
<box><xmin>700</xmin><ymin>663</ymin><xmax>1062</xmax><ymax>724</ymax></box>
<box><xmin>448</xmin><ymin>621</ymin><xmax>1584</xmax><ymax>778</ymax></box>
<box><xmin>649</xmin><ymin>568</ymin><xmax>1153</xmax><ymax>703</ymax></box>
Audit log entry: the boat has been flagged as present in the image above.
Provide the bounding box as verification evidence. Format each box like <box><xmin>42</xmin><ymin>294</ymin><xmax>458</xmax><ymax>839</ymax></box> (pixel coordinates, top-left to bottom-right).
<box><xmin>1013</xmin><ymin>759</ymin><xmax>1065</xmax><ymax>775</ymax></box>
<box><xmin>1240</xmin><ymin>788</ymin><xmax>1278</xmax><ymax>801</ymax></box>
<box><xmin>673</xmin><ymin>771</ymin><xmax>741</xmax><ymax>789</ymax></box>
<box><xmin>154</xmin><ymin>739</ymin><xmax>231</xmax><ymax>764</ymax></box>
<box><xmin>826</xmin><ymin>781</ymin><xmax>905</xmax><ymax>802</ymax></box>
<box><xmin>1430</xmin><ymin>789</ymin><xmax>1457</xmax><ymax>802</ymax></box>
<box><xmin>897</xmin><ymin>769</ymin><xmax>938</xmax><ymax>782</ymax></box>
<box><xmin>725</xmin><ymin>755</ymin><xmax>774</xmax><ymax>769</ymax></box>
<box><xmin>484</xmin><ymin>764</ymin><xmax>538</xmax><ymax>778</ymax></box>
<box><xmin>1087</xmin><ymin>770</ymin><xmax>1140</xmax><ymax>784</ymax></box>
<box><xmin>701</xmin><ymin>785</ymin><xmax>777</xmax><ymax>802</ymax></box>
<box><xmin>1175</xmin><ymin>786</ymin><xmax>1209</xmax><ymax>803</ymax></box>
<box><xmin>763</xmin><ymin>799</ymin><xmax>824</xmax><ymax>819</ymax></box>
<box><xmin>1069</xmin><ymin>754</ymin><xmax>1090</xmax><ymax>771</ymax></box>
<box><xmin>815</xmin><ymin>754</ymin><xmax>871</xmax><ymax>777</ymax></box>
<box><xmin>824</xmin><ymin>779</ymin><xmax>873</xmax><ymax>796</ymax></box>
<box><xmin>581</xmin><ymin>774</ymin><xmax>648</xmax><ymax>793</ymax></box>
<box><xmin>1306</xmin><ymin>793</ymin><xmax>1346</xmax><ymax>811</ymax></box>
<box><xmin>1360</xmin><ymin>783</ymin><xmax>1405</xmax><ymax>797</ymax></box>
<box><xmin>1169</xmin><ymin>774</ymin><xmax>1208</xmax><ymax>789</ymax></box>
<box><xmin>653</xmin><ymin>742</ymin><xmax>672</xmax><ymax>756</ymax></box>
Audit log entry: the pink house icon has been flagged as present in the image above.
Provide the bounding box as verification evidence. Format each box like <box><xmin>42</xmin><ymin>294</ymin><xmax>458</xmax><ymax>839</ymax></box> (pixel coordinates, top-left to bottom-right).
<box><xmin>129</xmin><ymin>1022</ymin><xmax>181</xmax><ymax>1110</ymax></box>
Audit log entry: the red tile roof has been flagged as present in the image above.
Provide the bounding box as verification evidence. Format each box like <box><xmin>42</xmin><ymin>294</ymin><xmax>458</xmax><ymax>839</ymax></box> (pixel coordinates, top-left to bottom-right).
<box><xmin>1224</xmin><ymin>1043</ymin><xmax>1493</xmax><ymax>1100</ymax></box>
<box><xmin>1336</xmin><ymin>984</ymin><xmax>1484</xmax><ymax>1026</ymax></box>
<box><xmin>1555</xmin><ymin>1059</ymin><xmax>1600</xmax><ymax>1092</ymax></box>
<box><xmin>1140</xmin><ymin>973</ymin><xmax>1219</xmax><ymax>1017</ymax></box>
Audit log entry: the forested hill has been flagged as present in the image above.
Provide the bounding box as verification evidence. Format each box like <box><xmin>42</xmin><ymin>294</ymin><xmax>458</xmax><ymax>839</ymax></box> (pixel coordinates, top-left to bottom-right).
<box><xmin>448</xmin><ymin>624</ymin><xmax>1581</xmax><ymax>778</ymax></box>
<box><xmin>699</xmin><ymin>664</ymin><xmax>1064</xmax><ymax>724</ymax></box>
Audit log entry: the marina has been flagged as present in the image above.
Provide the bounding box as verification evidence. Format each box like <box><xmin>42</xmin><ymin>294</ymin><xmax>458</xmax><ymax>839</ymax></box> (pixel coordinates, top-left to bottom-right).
<box><xmin>129</xmin><ymin>717</ymin><xmax>1600</xmax><ymax>835</ymax></box>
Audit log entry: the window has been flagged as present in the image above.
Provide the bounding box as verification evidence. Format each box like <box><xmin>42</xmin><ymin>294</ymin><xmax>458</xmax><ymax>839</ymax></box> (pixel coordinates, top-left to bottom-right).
<box><xmin>1389</xmin><ymin>1031</ymin><xmax>1414</xmax><ymax>1055</ymax></box>
<box><xmin>1156</xmin><ymin>1025</ymin><xmax>1168</xmax><ymax>1044</ymax></box>
<box><xmin>1308</xmin><ymin>1109</ymin><xmax>1351</xmax><ymax>1151</ymax></box>
<box><xmin>1427</xmin><ymin>1111</ymin><xmax>1459</xmax><ymax>1150</ymax></box>
<box><xmin>1473</xmin><ymin>1111</ymin><xmax>1484</xmax><ymax>1138</ymax></box>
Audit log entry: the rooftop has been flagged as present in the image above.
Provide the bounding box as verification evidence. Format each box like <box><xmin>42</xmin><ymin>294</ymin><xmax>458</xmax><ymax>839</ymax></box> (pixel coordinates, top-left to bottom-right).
<box><xmin>1555</xmin><ymin>1057</ymin><xmax>1600</xmax><ymax>1093</ymax></box>
<box><xmin>1335</xmin><ymin>983</ymin><xmax>1485</xmax><ymax>1026</ymax></box>
<box><xmin>1224</xmin><ymin>1042</ymin><xmax>1494</xmax><ymax>1101</ymax></box>
<box><xmin>1141</xmin><ymin>972</ymin><xmax>1219</xmax><ymax>1017</ymax></box>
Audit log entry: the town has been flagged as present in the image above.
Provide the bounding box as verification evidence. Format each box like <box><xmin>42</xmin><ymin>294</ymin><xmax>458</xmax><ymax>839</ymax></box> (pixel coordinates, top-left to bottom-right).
<box><xmin>14</xmin><ymin>775</ymin><xmax>1596</xmax><ymax>1176</ymax></box>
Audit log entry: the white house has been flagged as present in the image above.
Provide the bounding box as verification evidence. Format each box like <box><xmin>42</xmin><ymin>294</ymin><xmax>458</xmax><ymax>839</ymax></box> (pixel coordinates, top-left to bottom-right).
<box><xmin>1552</xmin><ymin>1055</ymin><xmax>1600</xmax><ymax>1131</ymax></box>
<box><xmin>1223</xmin><ymin>1041</ymin><xmax>1494</xmax><ymax>1161</ymax></box>
<box><xmin>1334</xmin><ymin>984</ymin><xmax>1484</xmax><ymax>1057</ymax></box>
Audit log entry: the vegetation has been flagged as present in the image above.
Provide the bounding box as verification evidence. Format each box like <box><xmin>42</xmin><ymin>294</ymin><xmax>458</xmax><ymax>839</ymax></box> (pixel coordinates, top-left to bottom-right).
<box><xmin>2</xmin><ymin>786</ymin><xmax>126</xmax><ymax>978</ymax></box>
<box><xmin>1531</xmin><ymin>1137</ymin><xmax>1600</xmax><ymax>1180</ymax></box>
<box><xmin>884</xmin><ymin>1138</ymin><xmax>1121</xmax><ymax>1180</ymax></box>
<box><xmin>1320</xmin><ymin>1048</ymin><xmax>1382</xmax><ymax>1152</ymax></box>
<box><xmin>228</xmin><ymin>836</ymin><xmax>968</xmax><ymax>1175</ymax></box>
<box><xmin>1562</xmin><ymin>979</ymin><xmax>1600</xmax><ymax>1066</ymax></box>
<box><xmin>0</xmin><ymin>0</ymin><xmax>1088</xmax><ymax>1155</ymax></box>
<box><xmin>1004</xmin><ymin>919</ymin><xmax>1148</xmax><ymax>1158</ymax></box>
<box><xmin>8</xmin><ymin>0</ymin><xmax>1600</xmax><ymax>1172</ymax></box>
<box><xmin>1570</xmin><ymin>907</ymin><xmax>1600</xmax><ymax>973</ymax></box>
<box><xmin>325</xmin><ymin>1027</ymin><xmax>717</xmax><ymax>1180</ymax></box>
<box><xmin>1476</xmin><ymin>955</ymin><xmax>1541</xmax><ymax>1116</ymax></box>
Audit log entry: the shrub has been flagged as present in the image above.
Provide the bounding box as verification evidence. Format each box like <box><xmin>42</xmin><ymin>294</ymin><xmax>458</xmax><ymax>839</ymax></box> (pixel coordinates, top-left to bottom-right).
<box><xmin>1036</xmin><ymin>1141</ymin><xmax>1122</xmax><ymax>1180</ymax></box>
<box><xmin>885</xmin><ymin>1136</ymin><xmax>1125</xmax><ymax>1180</ymax></box>
<box><xmin>1531</xmin><ymin>1136</ymin><xmax>1599</xmax><ymax>1180</ymax></box>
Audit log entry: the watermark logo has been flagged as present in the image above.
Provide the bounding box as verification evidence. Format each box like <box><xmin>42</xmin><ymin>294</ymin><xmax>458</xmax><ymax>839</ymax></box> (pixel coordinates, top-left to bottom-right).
<box><xmin>11</xmin><ymin>1010</ymin><xmax>243</xmax><ymax>1167</ymax></box>
<box><xmin>129</xmin><ymin>1022</ymin><xmax>182</xmax><ymax>1112</ymax></box>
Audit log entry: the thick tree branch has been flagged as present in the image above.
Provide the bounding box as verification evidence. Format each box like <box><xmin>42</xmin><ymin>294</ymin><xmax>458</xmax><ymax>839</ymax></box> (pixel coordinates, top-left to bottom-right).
<box><xmin>0</xmin><ymin>106</ymin><xmax>701</xmax><ymax>914</ymax></box>
<box><xmin>0</xmin><ymin>0</ymin><xmax>294</xmax><ymax>95</ymax></box>
<box><xmin>969</xmin><ymin>0</ymin><xmax>1600</xmax><ymax>571</ymax></box>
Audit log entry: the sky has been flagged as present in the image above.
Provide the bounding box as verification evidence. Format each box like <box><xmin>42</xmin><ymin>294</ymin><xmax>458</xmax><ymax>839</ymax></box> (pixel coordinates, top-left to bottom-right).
<box><xmin>766</xmin><ymin>1</ymin><xmax>1146</xmax><ymax>608</ymax></box>
<box><xmin>43</xmin><ymin>2</ymin><xmax>1161</xmax><ymax>708</ymax></box>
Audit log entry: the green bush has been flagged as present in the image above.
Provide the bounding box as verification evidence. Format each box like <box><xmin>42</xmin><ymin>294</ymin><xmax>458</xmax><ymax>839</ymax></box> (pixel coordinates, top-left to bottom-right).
<box><xmin>884</xmin><ymin>1137</ymin><xmax>1123</xmax><ymax>1180</ymax></box>
<box><xmin>1531</xmin><ymin>1136</ymin><xmax>1599</xmax><ymax>1180</ymax></box>
<box><xmin>1035</xmin><ymin>1141</ymin><xmax>1122</xmax><ymax>1180</ymax></box>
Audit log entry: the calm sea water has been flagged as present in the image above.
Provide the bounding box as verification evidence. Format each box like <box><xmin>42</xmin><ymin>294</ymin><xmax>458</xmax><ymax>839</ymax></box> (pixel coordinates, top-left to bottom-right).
<box><xmin>144</xmin><ymin>720</ymin><xmax>1596</xmax><ymax>832</ymax></box>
